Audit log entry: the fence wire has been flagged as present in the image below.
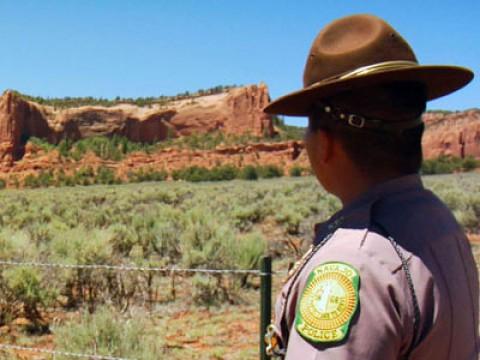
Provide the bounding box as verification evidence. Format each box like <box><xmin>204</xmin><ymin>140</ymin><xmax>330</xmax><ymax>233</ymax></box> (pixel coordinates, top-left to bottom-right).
<box><xmin>0</xmin><ymin>258</ymin><xmax>282</xmax><ymax>359</ymax></box>
<box><xmin>0</xmin><ymin>343</ymin><xmax>132</xmax><ymax>360</ymax></box>
<box><xmin>0</xmin><ymin>259</ymin><xmax>270</xmax><ymax>275</ymax></box>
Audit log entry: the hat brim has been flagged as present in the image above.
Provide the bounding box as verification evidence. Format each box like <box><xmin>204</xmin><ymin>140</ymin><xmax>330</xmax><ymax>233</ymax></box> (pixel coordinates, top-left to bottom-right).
<box><xmin>264</xmin><ymin>65</ymin><xmax>473</xmax><ymax>116</ymax></box>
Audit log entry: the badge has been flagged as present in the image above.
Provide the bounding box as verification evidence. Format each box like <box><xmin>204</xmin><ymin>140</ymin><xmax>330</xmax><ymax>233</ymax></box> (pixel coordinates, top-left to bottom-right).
<box><xmin>295</xmin><ymin>262</ymin><xmax>359</xmax><ymax>343</ymax></box>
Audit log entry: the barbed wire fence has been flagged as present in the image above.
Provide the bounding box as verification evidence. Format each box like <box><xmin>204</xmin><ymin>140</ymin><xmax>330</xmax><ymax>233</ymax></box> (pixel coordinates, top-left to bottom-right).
<box><xmin>0</xmin><ymin>257</ymin><xmax>276</xmax><ymax>360</ymax></box>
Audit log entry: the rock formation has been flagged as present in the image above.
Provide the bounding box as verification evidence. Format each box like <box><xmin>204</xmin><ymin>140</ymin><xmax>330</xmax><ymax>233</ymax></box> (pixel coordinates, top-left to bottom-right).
<box><xmin>0</xmin><ymin>140</ymin><xmax>309</xmax><ymax>186</ymax></box>
<box><xmin>422</xmin><ymin>109</ymin><xmax>480</xmax><ymax>159</ymax></box>
<box><xmin>0</xmin><ymin>84</ymin><xmax>273</xmax><ymax>163</ymax></box>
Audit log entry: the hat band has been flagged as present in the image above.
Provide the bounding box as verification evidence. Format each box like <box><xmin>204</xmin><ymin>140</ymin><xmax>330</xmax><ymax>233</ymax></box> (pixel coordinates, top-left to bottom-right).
<box><xmin>338</xmin><ymin>60</ymin><xmax>419</xmax><ymax>80</ymax></box>
<box><xmin>309</xmin><ymin>60</ymin><xmax>419</xmax><ymax>88</ymax></box>
<box><xmin>313</xmin><ymin>101</ymin><xmax>423</xmax><ymax>133</ymax></box>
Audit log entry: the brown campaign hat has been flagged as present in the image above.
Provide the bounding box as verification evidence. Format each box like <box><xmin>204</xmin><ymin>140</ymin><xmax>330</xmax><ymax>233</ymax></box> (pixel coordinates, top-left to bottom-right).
<box><xmin>264</xmin><ymin>14</ymin><xmax>473</xmax><ymax>116</ymax></box>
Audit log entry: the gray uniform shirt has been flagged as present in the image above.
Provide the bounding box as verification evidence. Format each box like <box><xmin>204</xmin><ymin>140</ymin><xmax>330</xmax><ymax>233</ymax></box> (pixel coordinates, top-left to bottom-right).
<box><xmin>275</xmin><ymin>175</ymin><xmax>479</xmax><ymax>359</ymax></box>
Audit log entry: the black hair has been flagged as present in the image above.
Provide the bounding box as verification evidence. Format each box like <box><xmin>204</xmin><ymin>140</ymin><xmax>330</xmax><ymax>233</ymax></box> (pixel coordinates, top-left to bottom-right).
<box><xmin>308</xmin><ymin>82</ymin><xmax>427</xmax><ymax>176</ymax></box>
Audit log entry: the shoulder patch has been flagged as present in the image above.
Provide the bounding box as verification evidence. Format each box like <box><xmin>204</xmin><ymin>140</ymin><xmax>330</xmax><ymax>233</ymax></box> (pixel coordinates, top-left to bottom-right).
<box><xmin>295</xmin><ymin>262</ymin><xmax>360</xmax><ymax>343</ymax></box>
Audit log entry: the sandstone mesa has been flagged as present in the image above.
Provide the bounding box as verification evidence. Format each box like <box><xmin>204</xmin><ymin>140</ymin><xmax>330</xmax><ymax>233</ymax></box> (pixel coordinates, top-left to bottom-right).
<box><xmin>0</xmin><ymin>83</ymin><xmax>478</xmax><ymax>183</ymax></box>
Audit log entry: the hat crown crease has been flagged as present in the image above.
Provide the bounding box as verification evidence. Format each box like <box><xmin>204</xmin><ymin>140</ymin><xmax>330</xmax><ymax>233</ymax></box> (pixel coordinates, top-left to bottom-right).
<box><xmin>303</xmin><ymin>15</ymin><xmax>417</xmax><ymax>87</ymax></box>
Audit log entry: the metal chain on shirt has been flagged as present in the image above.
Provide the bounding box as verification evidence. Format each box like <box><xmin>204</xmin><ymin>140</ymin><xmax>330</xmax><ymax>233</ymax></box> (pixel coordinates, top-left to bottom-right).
<box><xmin>275</xmin><ymin>232</ymin><xmax>335</xmax><ymax>354</ymax></box>
<box><xmin>372</xmin><ymin>221</ymin><xmax>421</xmax><ymax>359</ymax></box>
<box><xmin>385</xmin><ymin>235</ymin><xmax>421</xmax><ymax>358</ymax></box>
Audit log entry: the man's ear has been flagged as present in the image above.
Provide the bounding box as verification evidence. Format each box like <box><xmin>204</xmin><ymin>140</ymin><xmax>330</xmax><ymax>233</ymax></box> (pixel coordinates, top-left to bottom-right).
<box><xmin>317</xmin><ymin>130</ymin><xmax>335</xmax><ymax>163</ymax></box>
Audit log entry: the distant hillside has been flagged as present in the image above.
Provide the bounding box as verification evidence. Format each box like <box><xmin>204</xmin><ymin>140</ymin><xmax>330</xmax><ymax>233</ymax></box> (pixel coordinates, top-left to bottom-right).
<box><xmin>0</xmin><ymin>83</ymin><xmax>273</xmax><ymax>163</ymax></box>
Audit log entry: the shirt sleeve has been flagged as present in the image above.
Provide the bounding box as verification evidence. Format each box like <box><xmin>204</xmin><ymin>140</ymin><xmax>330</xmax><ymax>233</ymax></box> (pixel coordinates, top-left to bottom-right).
<box><xmin>284</xmin><ymin>242</ymin><xmax>412</xmax><ymax>360</ymax></box>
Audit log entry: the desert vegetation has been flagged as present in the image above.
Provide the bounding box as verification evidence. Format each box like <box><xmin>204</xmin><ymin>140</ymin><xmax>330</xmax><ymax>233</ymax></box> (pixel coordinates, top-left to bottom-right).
<box><xmin>421</xmin><ymin>155</ymin><xmax>480</xmax><ymax>174</ymax></box>
<box><xmin>0</xmin><ymin>174</ymin><xmax>478</xmax><ymax>359</ymax></box>
<box><xmin>28</xmin><ymin>129</ymin><xmax>303</xmax><ymax>162</ymax></box>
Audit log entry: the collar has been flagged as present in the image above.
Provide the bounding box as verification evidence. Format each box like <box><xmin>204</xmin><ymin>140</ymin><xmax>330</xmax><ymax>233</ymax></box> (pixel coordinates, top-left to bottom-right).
<box><xmin>313</xmin><ymin>174</ymin><xmax>424</xmax><ymax>245</ymax></box>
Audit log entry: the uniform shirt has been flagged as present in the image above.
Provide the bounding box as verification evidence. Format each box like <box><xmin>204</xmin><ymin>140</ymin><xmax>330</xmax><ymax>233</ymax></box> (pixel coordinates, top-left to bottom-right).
<box><xmin>274</xmin><ymin>174</ymin><xmax>479</xmax><ymax>359</ymax></box>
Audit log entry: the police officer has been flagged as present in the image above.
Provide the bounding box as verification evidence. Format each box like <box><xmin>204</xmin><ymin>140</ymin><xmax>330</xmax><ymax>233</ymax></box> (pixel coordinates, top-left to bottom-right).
<box><xmin>263</xmin><ymin>14</ymin><xmax>479</xmax><ymax>359</ymax></box>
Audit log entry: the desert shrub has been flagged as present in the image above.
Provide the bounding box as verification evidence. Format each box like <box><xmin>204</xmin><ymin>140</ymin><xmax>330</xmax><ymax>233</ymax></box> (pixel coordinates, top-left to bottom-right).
<box><xmin>289</xmin><ymin>166</ymin><xmax>303</xmax><ymax>177</ymax></box>
<box><xmin>53</xmin><ymin>306</ymin><xmax>161</xmax><ymax>360</ymax></box>
<box><xmin>55</xmin><ymin>169</ymin><xmax>76</xmax><ymax>187</ymax></box>
<box><xmin>9</xmin><ymin>175</ymin><xmax>20</xmax><ymax>188</ymax></box>
<box><xmin>453</xmin><ymin>208</ymin><xmax>479</xmax><ymax>232</ymax></box>
<box><xmin>95</xmin><ymin>166</ymin><xmax>121</xmax><ymax>185</ymax></box>
<box><xmin>172</xmin><ymin>166</ymin><xmax>210</xmax><ymax>182</ymax></box>
<box><xmin>128</xmin><ymin>167</ymin><xmax>168</xmax><ymax>182</ymax></box>
<box><xmin>0</xmin><ymin>178</ymin><xmax>6</xmax><ymax>189</ymax></box>
<box><xmin>233</xmin><ymin>232</ymin><xmax>267</xmax><ymax>287</ymax></box>
<box><xmin>0</xmin><ymin>275</ymin><xmax>17</xmax><ymax>326</ymax></box>
<box><xmin>232</xmin><ymin>204</ymin><xmax>265</xmax><ymax>231</ymax></box>
<box><xmin>0</xmin><ymin>229</ymin><xmax>37</xmax><ymax>259</ymax></box>
<box><xmin>51</xmin><ymin>227</ymin><xmax>114</xmax><ymax>310</ymax></box>
<box><xmin>422</xmin><ymin>156</ymin><xmax>460</xmax><ymax>174</ymax></box>
<box><xmin>191</xmin><ymin>274</ymin><xmax>228</xmax><ymax>306</ymax></box>
<box><xmin>109</xmin><ymin>223</ymin><xmax>138</xmax><ymax>256</ymax></box>
<box><xmin>28</xmin><ymin>137</ymin><xmax>56</xmax><ymax>152</ymax></box>
<box><xmin>37</xmin><ymin>170</ymin><xmax>55</xmax><ymax>187</ymax></box>
<box><xmin>421</xmin><ymin>155</ymin><xmax>478</xmax><ymax>175</ymax></box>
<box><xmin>257</xmin><ymin>165</ymin><xmax>284</xmax><ymax>178</ymax></box>
<box><xmin>180</xmin><ymin>208</ymin><xmax>236</xmax><ymax>269</ymax></box>
<box><xmin>462</xmin><ymin>156</ymin><xmax>480</xmax><ymax>171</ymax></box>
<box><xmin>71</xmin><ymin>136</ymin><xmax>123</xmax><ymax>161</ymax></box>
<box><xmin>72</xmin><ymin>166</ymin><xmax>95</xmax><ymax>186</ymax></box>
<box><xmin>172</xmin><ymin>165</ymin><xmax>240</xmax><ymax>182</ymax></box>
<box><xmin>275</xmin><ymin>204</ymin><xmax>305</xmax><ymax>235</ymax></box>
<box><xmin>208</xmin><ymin>165</ymin><xmax>239</xmax><ymax>181</ymax></box>
<box><xmin>57</xmin><ymin>138</ymin><xmax>74</xmax><ymax>157</ymax></box>
<box><xmin>3</xmin><ymin>267</ymin><xmax>56</xmax><ymax>332</ymax></box>
<box><xmin>23</xmin><ymin>174</ymin><xmax>39</xmax><ymax>188</ymax></box>
<box><xmin>148</xmin><ymin>208</ymin><xmax>184</xmax><ymax>262</ymax></box>
<box><xmin>239</xmin><ymin>165</ymin><xmax>258</xmax><ymax>180</ymax></box>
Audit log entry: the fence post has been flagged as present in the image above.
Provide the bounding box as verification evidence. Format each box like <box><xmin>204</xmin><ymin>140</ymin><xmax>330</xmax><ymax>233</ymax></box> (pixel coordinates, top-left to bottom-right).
<box><xmin>260</xmin><ymin>256</ymin><xmax>272</xmax><ymax>360</ymax></box>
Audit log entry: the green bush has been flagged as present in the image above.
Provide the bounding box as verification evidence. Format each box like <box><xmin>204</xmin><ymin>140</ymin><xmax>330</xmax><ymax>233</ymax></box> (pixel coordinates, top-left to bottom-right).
<box><xmin>421</xmin><ymin>155</ymin><xmax>479</xmax><ymax>175</ymax></box>
<box><xmin>95</xmin><ymin>166</ymin><xmax>121</xmax><ymax>185</ymax></box>
<box><xmin>172</xmin><ymin>165</ymin><xmax>239</xmax><ymax>182</ymax></box>
<box><xmin>128</xmin><ymin>167</ymin><xmax>168</xmax><ymax>182</ymax></box>
<box><xmin>172</xmin><ymin>166</ymin><xmax>210</xmax><ymax>182</ymax></box>
<box><xmin>23</xmin><ymin>171</ymin><xmax>56</xmax><ymax>188</ymax></box>
<box><xmin>208</xmin><ymin>165</ymin><xmax>239</xmax><ymax>181</ymax></box>
<box><xmin>239</xmin><ymin>165</ymin><xmax>258</xmax><ymax>180</ymax></box>
<box><xmin>258</xmin><ymin>165</ymin><xmax>284</xmax><ymax>178</ymax></box>
<box><xmin>289</xmin><ymin>166</ymin><xmax>303</xmax><ymax>177</ymax></box>
<box><xmin>29</xmin><ymin>137</ymin><xmax>56</xmax><ymax>152</ymax></box>
<box><xmin>462</xmin><ymin>156</ymin><xmax>479</xmax><ymax>171</ymax></box>
<box><xmin>0</xmin><ymin>178</ymin><xmax>6</xmax><ymax>189</ymax></box>
<box><xmin>191</xmin><ymin>274</ymin><xmax>228</xmax><ymax>306</ymax></box>
<box><xmin>233</xmin><ymin>232</ymin><xmax>266</xmax><ymax>272</ymax></box>
<box><xmin>3</xmin><ymin>267</ymin><xmax>55</xmax><ymax>332</ymax></box>
<box><xmin>53</xmin><ymin>307</ymin><xmax>161</xmax><ymax>359</ymax></box>
<box><xmin>73</xmin><ymin>167</ymin><xmax>95</xmax><ymax>186</ymax></box>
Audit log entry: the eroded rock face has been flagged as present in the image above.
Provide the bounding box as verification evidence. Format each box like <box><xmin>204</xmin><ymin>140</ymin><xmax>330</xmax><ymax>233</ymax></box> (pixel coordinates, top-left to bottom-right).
<box><xmin>0</xmin><ymin>140</ymin><xmax>309</xmax><ymax>186</ymax></box>
<box><xmin>422</xmin><ymin>110</ymin><xmax>480</xmax><ymax>159</ymax></box>
<box><xmin>0</xmin><ymin>84</ymin><xmax>273</xmax><ymax>163</ymax></box>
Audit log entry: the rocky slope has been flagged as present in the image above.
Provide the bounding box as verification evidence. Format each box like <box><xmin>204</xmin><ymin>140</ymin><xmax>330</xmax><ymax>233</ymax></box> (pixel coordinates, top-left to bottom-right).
<box><xmin>0</xmin><ymin>84</ymin><xmax>273</xmax><ymax>164</ymax></box>
<box><xmin>422</xmin><ymin>109</ymin><xmax>480</xmax><ymax>159</ymax></box>
<box><xmin>0</xmin><ymin>140</ymin><xmax>309</xmax><ymax>185</ymax></box>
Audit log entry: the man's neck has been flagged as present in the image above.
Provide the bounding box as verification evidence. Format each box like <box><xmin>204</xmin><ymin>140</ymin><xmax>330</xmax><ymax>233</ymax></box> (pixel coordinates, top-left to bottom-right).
<box><xmin>336</xmin><ymin>171</ymin><xmax>404</xmax><ymax>208</ymax></box>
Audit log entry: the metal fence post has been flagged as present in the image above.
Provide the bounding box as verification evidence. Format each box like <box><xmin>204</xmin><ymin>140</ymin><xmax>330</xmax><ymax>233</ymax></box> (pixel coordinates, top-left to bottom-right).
<box><xmin>260</xmin><ymin>256</ymin><xmax>272</xmax><ymax>360</ymax></box>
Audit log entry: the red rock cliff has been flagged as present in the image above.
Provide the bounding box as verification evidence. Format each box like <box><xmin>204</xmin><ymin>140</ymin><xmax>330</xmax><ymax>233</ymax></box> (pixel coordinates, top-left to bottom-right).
<box><xmin>422</xmin><ymin>110</ymin><xmax>480</xmax><ymax>159</ymax></box>
<box><xmin>0</xmin><ymin>83</ymin><xmax>273</xmax><ymax>163</ymax></box>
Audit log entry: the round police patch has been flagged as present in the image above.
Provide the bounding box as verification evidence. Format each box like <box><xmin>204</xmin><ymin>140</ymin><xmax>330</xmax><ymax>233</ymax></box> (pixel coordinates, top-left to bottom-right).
<box><xmin>295</xmin><ymin>262</ymin><xmax>359</xmax><ymax>343</ymax></box>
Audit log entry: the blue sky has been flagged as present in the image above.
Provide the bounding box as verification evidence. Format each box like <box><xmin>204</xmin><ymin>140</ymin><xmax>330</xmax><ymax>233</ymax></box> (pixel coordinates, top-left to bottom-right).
<box><xmin>0</xmin><ymin>0</ymin><xmax>478</xmax><ymax>126</ymax></box>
